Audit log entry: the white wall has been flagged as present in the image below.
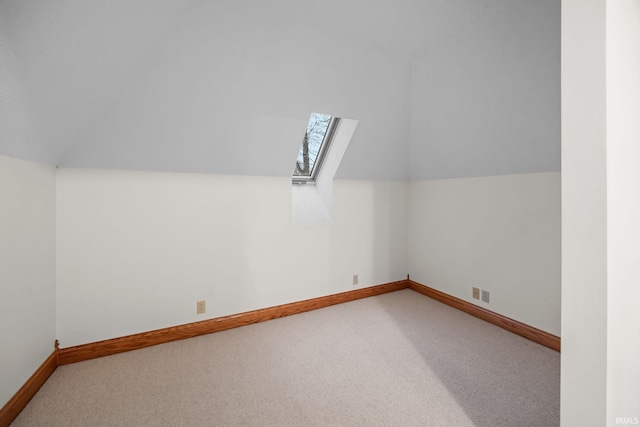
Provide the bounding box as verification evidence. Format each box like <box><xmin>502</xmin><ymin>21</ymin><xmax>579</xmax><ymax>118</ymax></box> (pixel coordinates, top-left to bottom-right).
<box><xmin>408</xmin><ymin>172</ymin><xmax>561</xmax><ymax>336</ymax></box>
<box><xmin>0</xmin><ymin>155</ymin><xmax>56</xmax><ymax>408</ymax></box>
<box><xmin>606</xmin><ymin>0</ymin><xmax>640</xmax><ymax>422</ymax></box>
<box><xmin>406</xmin><ymin>0</ymin><xmax>562</xmax><ymax>346</ymax></box>
<box><xmin>562</xmin><ymin>0</ymin><xmax>640</xmax><ymax>424</ymax></box>
<box><xmin>56</xmin><ymin>169</ymin><xmax>408</xmax><ymax>347</ymax></box>
<box><xmin>561</xmin><ymin>0</ymin><xmax>608</xmax><ymax>409</ymax></box>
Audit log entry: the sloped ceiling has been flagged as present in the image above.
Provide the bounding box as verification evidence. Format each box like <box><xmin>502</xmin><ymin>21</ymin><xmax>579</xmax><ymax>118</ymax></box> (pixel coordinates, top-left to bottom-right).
<box><xmin>410</xmin><ymin>0</ymin><xmax>560</xmax><ymax>180</ymax></box>
<box><xmin>0</xmin><ymin>0</ymin><xmax>192</xmax><ymax>163</ymax></box>
<box><xmin>0</xmin><ymin>0</ymin><xmax>560</xmax><ymax>180</ymax></box>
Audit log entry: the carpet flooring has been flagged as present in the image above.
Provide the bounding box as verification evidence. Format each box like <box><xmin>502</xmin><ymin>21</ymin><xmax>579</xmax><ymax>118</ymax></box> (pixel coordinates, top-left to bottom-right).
<box><xmin>12</xmin><ymin>289</ymin><xmax>560</xmax><ymax>426</ymax></box>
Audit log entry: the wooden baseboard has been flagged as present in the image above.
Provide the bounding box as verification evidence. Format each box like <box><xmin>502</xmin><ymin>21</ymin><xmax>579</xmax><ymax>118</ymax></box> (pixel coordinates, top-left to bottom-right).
<box><xmin>0</xmin><ymin>343</ymin><xmax>59</xmax><ymax>427</ymax></box>
<box><xmin>59</xmin><ymin>279</ymin><xmax>560</xmax><ymax>365</ymax></box>
<box><xmin>407</xmin><ymin>280</ymin><xmax>561</xmax><ymax>352</ymax></box>
<box><xmin>59</xmin><ymin>280</ymin><xmax>408</xmax><ymax>365</ymax></box>
<box><xmin>2</xmin><ymin>279</ymin><xmax>558</xmax><ymax>425</ymax></box>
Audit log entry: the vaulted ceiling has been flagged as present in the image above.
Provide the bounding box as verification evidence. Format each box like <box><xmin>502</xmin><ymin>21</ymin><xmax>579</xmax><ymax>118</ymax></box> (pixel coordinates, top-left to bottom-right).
<box><xmin>0</xmin><ymin>0</ymin><xmax>560</xmax><ymax>180</ymax></box>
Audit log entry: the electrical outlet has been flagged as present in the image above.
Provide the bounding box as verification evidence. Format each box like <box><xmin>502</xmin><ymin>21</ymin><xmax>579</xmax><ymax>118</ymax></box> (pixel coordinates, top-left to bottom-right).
<box><xmin>353</xmin><ymin>274</ymin><xmax>359</xmax><ymax>285</ymax></box>
<box><xmin>481</xmin><ymin>290</ymin><xmax>490</xmax><ymax>303</ymax></box>
<box><xmin>472</xmin><ymin>287</ymin><xmax>480</xmax><ymax>300</ymax></box>
<box><xmin>196</xmin><ymin>300</ymin><xmax>206</xmax><ymax>314</ymax></box>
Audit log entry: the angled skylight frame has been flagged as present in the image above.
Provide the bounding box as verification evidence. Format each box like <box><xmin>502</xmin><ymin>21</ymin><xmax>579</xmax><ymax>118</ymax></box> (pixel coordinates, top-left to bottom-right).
<box><xmin>292</xmin><ymin>113</ymin><xmax>340</xmax><ymax>184</ymax></box>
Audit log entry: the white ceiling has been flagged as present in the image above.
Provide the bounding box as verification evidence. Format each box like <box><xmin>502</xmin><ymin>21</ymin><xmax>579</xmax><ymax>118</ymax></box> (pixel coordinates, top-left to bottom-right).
<box><xmin>1</xmin><ymin>0</ymin><xmax>193</xmax><ymax>164</ymax></box>
<box><xmin>0</xmin><ymin>0</ymin><xmax>560</xmax><ymax>179</ymax></box>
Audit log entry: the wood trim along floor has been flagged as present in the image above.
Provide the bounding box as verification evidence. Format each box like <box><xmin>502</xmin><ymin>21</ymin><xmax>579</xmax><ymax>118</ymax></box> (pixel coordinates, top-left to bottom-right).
<box><xmin>58</xmin><ymin>280</ymin><xmax>408</xmax><ymax>365</ymax></box>
<box><xmin>0</xmin><ymin>342</ymin><xmax>59</xmax><ymax>427</ymax></box>
<box><xmin>407</xmin><ymin>279</ymin><xmax>561</xmax><ymax>352</ymax></box>
<box><xmin>4</xmin><ymin>278</ymin><xmax>561</xmax><ymax>425</ymax></box>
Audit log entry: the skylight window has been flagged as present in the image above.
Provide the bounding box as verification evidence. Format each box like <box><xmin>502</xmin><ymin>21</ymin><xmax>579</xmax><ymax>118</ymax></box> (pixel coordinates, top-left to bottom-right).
<box><xmin>292</xmin><ymin>113</ymin><xmax>339</xmax><ymax>184</ymax></box>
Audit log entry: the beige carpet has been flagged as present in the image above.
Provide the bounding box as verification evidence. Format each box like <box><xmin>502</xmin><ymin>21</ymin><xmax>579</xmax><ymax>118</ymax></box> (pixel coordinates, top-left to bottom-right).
<box><xmin>12</xmin><ymin>289</ymin><xmax>560</xmax><ymax>426</ymax></box>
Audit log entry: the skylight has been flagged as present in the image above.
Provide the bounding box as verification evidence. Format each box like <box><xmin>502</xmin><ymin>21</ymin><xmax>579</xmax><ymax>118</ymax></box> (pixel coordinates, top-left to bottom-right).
<box><xmin>292</xmin><ymin>113</ymin><xmax>339</xmax><ymax>183</ymax></box>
